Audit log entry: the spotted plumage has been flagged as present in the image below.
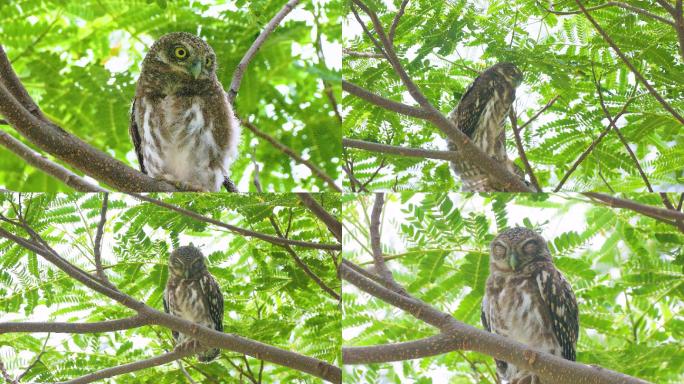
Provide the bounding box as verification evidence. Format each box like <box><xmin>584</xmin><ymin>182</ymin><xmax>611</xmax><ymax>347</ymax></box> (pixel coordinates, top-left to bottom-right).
<box><xmin>130</xmin><ymin>32</ymin><xmax>240</xmax><ymax>192</ymax></box>
<box><xmin>163</xmin><ymin>245</ymin><xmax>224</xmax><ymax>362</ymax></box>
<box><xmin>482</xmin><ymin>227</ymin><xmax>579</xmax><ymax>384</ymax></box>
<box><xmin>448</xmin><ymin>62</ymin><xmax>528</xmax><ymax>192</ymax></box>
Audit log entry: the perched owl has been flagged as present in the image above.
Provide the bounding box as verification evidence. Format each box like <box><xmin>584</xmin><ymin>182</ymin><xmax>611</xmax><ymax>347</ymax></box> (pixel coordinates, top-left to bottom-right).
<box><xmin>447</xmin><ymin>63</ymin><xmax>528</xmax><ymax>192</ymax></box>
<box><xmin>130</xmin><ymin>32</ymin><xmax>240</xmax><ymax>192</ymax></box>
<box><xmin>163</xmin><ymin>245</ymin><xmax>224</xmax><ymax>362</ymax></box>
<box><xmin>482</xmin><ymin>227</ymin><xmax>579</xmax><ymax>384</ymax></box>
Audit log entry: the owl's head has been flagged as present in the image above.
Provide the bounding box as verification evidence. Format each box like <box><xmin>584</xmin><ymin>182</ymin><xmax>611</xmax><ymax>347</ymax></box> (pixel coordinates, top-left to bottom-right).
<box><xmin>492</xmin><ymin>62</ymin><xmax>523</xmax><ymax>87</ymax></box>
<box><xmin>142</xmin><ymin>32</ymin><xmax>217</xmax><ymax>82</ymax></box>
<box><xmin>168</xmin><ymin>244</ymin><xmax>207</xmax><ymax>280</ymax></box>
<box><xmin>489</xmin><ymin>227</ymin><xmax>550</xmax><ymax>273</ymax></box>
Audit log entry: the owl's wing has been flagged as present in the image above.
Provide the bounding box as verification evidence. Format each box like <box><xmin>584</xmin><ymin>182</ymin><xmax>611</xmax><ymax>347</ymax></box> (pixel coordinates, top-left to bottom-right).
<box><xmin>536</xmin><ymin>266</ymin><xmax>579</xmax><ymax>361</ymax></box>
<box><xmin>162</xmin><ymin>285</ymin><xmax>179</xmax><ymax>341</ymax></box>
<box><xmin>200</xmin><ymin>273</ymin><xmax>224</xmax><ymax>333</ymax></box>
<box><xmin>452</xmin><ymin>74</ymin><xmax>494</xmax><ymax>138</ymax></box>
<box><xmin>481</xmin><ymin>294</ymin><xmax>508</xmax><ymax>377</ymax></box>
<box><xmin>129</xmin><ymin>99</ymin><xmax>146</xmax><ymax>174</ymax></box>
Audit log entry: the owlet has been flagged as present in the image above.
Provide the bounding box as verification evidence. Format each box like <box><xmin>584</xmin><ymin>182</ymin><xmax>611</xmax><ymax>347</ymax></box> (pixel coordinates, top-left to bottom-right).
<box><xmin>129</xmin><ymin>32</ymin><xmax>240</xmax><ymax>192</ymax></box>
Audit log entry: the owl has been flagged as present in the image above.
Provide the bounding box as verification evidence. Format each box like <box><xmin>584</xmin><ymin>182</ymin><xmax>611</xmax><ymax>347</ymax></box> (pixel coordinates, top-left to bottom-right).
<box><xmin>130</xmin><ymin>32</ymin><xmax>240</xmax><ymax>192</ymax></box>
<box><xmin>481</xmin><ymin>227</ymin><xmax>579</xmax><ymax>384</ymax></box>
<box><xmin>163</xmin><ymin>245</ymin><xmax>224</xmax><ymax>362</ymax></box>
<box><xmin>447</xmin><ymin>63</ymin><xmax>528</xmax><ymax>192</ymax></box>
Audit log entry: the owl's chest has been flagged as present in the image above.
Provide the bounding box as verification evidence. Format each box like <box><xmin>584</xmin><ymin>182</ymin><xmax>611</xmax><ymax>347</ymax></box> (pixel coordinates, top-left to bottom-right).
<box><xmin>486</xmin><ymin>275</ymin><xmax>559</xmax><ymax>352</ymax></box>
<box><xmin>168</xmin><ymin>279</ymin><xmax>211</xmax><ymax>326</ymax></box>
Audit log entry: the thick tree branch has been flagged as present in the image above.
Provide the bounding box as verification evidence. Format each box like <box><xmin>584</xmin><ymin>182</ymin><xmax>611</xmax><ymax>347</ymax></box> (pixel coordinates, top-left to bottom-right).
<box><xmin>575</xmin><ymin>0</ymin><xmax>684</xmax><ymax>125</ymax></box>
<box><xmin>228</xmin><ymin>0</ymin><xmax>301</xmax><ymax>104</ymax></box>
<box><xmin>340</xmin><ymin>261</ymin><xmax>648</xmax><ymax>384</ymax></box>
<box><xmin>0</xmin><ymin>316</ymin><xmax>150</xmax><ymax>334</ymax></box>
<box><xmin>0</xmin><ymin>130</ymin><xmax>106</xmax><ymax>192</ymax></box>
<box><xmin>298</xmin><ymin>193</ymin><xmax>342</xmax><ymax>243</ymax></box>
<box><xmin>0</xmin><ymin>74</ymin><xmax>176</xmax><ymax>192</ymax></box>
<box><xmin>0</xmin><ymin>227</ymin><xmax>341</xmax><ymax>383</ymax></box>
<box><xmin>349</xmin><ymin>1</ymin><xmax>533</xmax><ymax>191</ymax></box>
<box><xmin>342</xmin><ymin>80</ymin><xmax>431</xmax><ymax>119</ymax></box>
<box><xmin>127</xmin><ymin>193</ymin><xmax>341</xmax><ymax>251</ymax></box>
<box><xmin>241</xmin><ymin>119</ymin><xmax>340</xmax><ymax>192</ymax></box>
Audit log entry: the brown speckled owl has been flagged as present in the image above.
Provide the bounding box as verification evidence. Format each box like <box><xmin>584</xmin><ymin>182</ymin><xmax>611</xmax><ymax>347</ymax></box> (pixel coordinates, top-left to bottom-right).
<box><xmin>482</xmin><ymin>227</ymin><xmax>578</xmax><ymax>384</ymax></box>
<box><xmin>448</xmin><ymin>63</ymin><xmax>528</xmax><ymax>192</ymax></box>
<box><xmin>130</xmin><ymin>32</ymin><xmax>240</xmax><ymax>192</ymax></box>
<box><xmin>163</xmin><ymin>245</ymin><xmax>224</xmax><ymax>362</ymax></box>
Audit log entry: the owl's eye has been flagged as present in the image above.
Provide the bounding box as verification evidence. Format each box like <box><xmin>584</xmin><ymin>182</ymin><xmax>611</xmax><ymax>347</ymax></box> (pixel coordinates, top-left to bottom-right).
<box><xmin>174</xmin><ymin>47</ymin><xmax>188</xmax><ymax>59</ymax></box>
<box><xmin>523</xmin><ymin>241</ymin><xmax>538</xmax><ymax>255</ymax></box>
<box><xmin>205</xmin><ymin>57</ymin><xmax>212</xmax><ymax>67</ymax></box>
<box><xmin>493</xmin><ymin>244</ymin><xmax>506</xmax><ymax>258</ymax></box>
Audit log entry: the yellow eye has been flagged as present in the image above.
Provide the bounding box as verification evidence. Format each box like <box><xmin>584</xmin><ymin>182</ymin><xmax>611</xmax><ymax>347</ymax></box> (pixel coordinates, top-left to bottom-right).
<box><xmin>174</xmin><ymin>47</ymin><xmax>188</xmax><ymax>59</ymax></box>
<box><xmin>205</xmin><ymin>57</ymin><xmax>212</xmax><ymax>66</ymax></box>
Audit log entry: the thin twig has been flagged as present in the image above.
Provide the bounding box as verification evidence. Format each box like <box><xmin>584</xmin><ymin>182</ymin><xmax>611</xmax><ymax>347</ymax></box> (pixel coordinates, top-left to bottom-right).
<box><xmin>127</xmin><ymin>193</ymin><xmax>341</xmax><ymax>251</ymax></box>
<box><xmin>508</xmin><ymin>109</ymin><xmax>541</xmax><ymax>191</ymax></box>
<box><xmin>518</xmin><ymin>95</ymin><xmax>560</xmax><ymax>131</ymax></box>
<box><xmin>369</xmin><ymin>194</ymin><xmax>406</xmax><ymax>295</ymax></box>
<box><xmin>575</xmin><ymin>0</ymin><xmax>684</xmax><ymax>125</ymax></box>
<box><xmin>16</xmin><ymin>333</ymin><xmax>50</xmax><ymax>382</ymax></box>
<box><xmin>241</xmin><ymin>119</ymin><xmax>341</xmax><ymax>192</ymax></box>
<box><xmin>93</xmin><ymin>193</ymin><xmax>111</xmax><ymax>285</ymax></box>
<box><xmin>389</xmin><ymin>0</ymin><xmax>410</xmax><ymax>44</ymax></box>
<box><xmin>540</xmin><ymin>1</ymin><xmax>675</xmax><ymax>26</ymax></box>
<box><xmin>228</xmin><ymin>0</ymin><xmax>301</xmax><ymax>104</ymax></box>
<box><xmin>343</xmin><ymin>48</ymin><xmax>384</xmax><ymax>58</ymax></box>
<box><xmin>344</xmin><ymin>138</ymin><xmax>458</xmax><ymax>161</ymax></box>
<box><xmin>176</xmin><ymin>360</ymin><xmax>198</xmax><ymax>384</ymax></box>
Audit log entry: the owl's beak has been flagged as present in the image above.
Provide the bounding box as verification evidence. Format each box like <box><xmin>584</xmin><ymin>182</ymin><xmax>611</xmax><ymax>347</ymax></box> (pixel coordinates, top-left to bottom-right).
<box><xmin>189</xmin><ymin>59</ymin><xmax>202</xmax><ymax>79</ymax></box>
<box><xmin>509</xmin><ymin>252</ymin><xmax>519</xmax><ymax>271</ymax></box>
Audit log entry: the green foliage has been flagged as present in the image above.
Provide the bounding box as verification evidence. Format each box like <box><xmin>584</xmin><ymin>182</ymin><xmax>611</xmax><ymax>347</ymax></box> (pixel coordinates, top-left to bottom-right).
<box><xmin>342</xmin><ymin>192</ymin><xmax>684</xmax><ymax>383</ymax></box>
<box><xmin>0</xmin><ymin>192</ymin><xmax>341</xmax><ymax>382</ymax></box>
<box><xmin>343</xmin><ymin>0</ymin><xmax>684</xmax><ymax>192</ymax></box>
<box><xmin>0</xmin><ymin>0</ymin><xmax>341</xmax><ymax>192</ymax></box>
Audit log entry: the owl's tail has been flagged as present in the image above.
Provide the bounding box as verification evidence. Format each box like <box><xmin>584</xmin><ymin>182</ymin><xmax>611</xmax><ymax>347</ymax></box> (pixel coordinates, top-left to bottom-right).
<box><xmin>198</xmin><ymin>347</ymin><xmax>221</xmax><ymax>363</ymax></box>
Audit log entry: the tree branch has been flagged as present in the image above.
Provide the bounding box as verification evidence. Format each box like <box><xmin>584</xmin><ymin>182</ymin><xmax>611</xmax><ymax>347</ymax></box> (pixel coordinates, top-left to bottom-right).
<box><xmin>297</xmin><ymin>193</ymin><xmax>342</xmax><ymax>243</ymax></box>
<box><xmin>0</xmin><ymin>130</ymin><xmax>106</xmax><ymax>192</ymax></box>
<box><xmin>227</xmin><ymin>0</ymin><xmax>301</xmax><ymax>104</ymax></box>
<box><xmin>342</xmin><ymin>48</ymin><xmax>384</xmax><ymax>58</ymax></box>
<box><xmin>268</xmin><ymin>215</ymin><xmax>340</xmax><ymax>301</ymax></box>
<box><xmin>0</xmin><ymin>227</ymin><xmax>341</xmax><ymax>383</ymax></box>
<box><xmin>0</xmin><ymin>55</ymin><xmax>177</xmax><ymax>192</ymax></box>
<box><xmin>554</xmin><ymin>92</ymin><xmax>635</xmax><ymax>191</ymax></box>
<box><xmin>349</xmin><ymin>1</ymin><xmax>533</xmax><ymax>191</ymax></box>
<box><xmin>342</xmin><ymin>80</ymin><xmax>431</xmax><ymax>119</ymax></box>
<box><xmin>518</xmin><ymin>95</ymin><xmax>560</xmax><ymax>131</ymax></box>
<box><xmin>389</xmin><ymin>0</ymin><xmax>410</xmax><ymax>44</ymax></box>
<box><xmin>0</xmin><ymin>315</ymin><xmax>150</xmax><ymax>334</ymax></box>
<box><xmin>541</xmin><ymin>1</ymin><xmax>675</xmax><ymax>26</ymax></box>
<box><xmin>59</xmin><ymin>347</ymin><xmax>201</xmax><ymax>384</ymax></box>
<box><xmin>508</xmin><ymin>110</ymin><xmax>541</xmax><ymax>191</ymax></box>
<box><xmin>127</xmin><ymin>193</ymin><xmax>341</xmax><ymax>251</ymax></box>
<box><xmin>340</xmin><ymin>261</ymin><xmax>648</xmax><ymax>384</ymax></box>
<box><xmin>93</xmin><ymin>193</ymin><xmax>112</xmax><ymax>286</ymax></box>
<box><xmin>369</xmin><ymin>194</ymin><xmax>406</xmax><ymax>294</ymax></box>
<box><xmin>241</xmin><ymin>119</ymin><xmax>340</xmax><ymax>192</ymax></box>
<box><xmin>574</xmin><ymin>0</ymin><xmax>684</xmax><ymax>125</ymax></box>
<box><xmin>583</xmin><ymin>192</ymin><xmax>684</xmax><ymax>224</ymax></box>
<box><xmin>343</xmin><ymin>138</ymin><xmax>458</xmax><ymax>161</ymax></box>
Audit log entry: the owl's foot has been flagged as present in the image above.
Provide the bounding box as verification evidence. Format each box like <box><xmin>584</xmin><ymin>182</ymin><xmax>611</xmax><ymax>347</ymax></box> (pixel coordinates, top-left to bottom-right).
<box><xmin>154</xmin><ymin>176</ymin><xmax>206</xmax><ymax>192</ymax></box>
<box><xmin>176</xmin><ymin>339</ymin><xmax>202</xmax><ymax>352</ymax></box>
